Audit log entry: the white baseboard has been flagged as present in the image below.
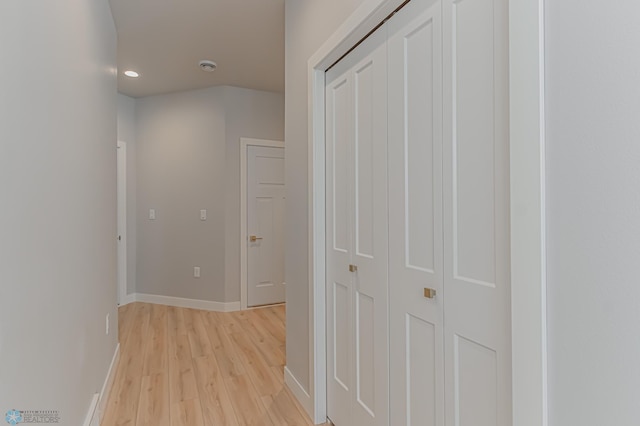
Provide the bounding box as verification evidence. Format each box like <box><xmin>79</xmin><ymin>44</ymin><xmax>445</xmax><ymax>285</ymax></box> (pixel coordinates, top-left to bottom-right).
<box><xmin>97</xmin><ymin>343</ymin><xmax>120</xmax><ymax>423</ymax></box>
<box><xmin>84</xmin><ymin>344</ymin><xmax>120</xmax><ymax>426</ymax></box>
<box><xmin>284</xmin><ymin>366</ymin><xmax>314</xmax><ymax>422</ymax></box>
<box><xmin>133</xmin><ymin>293</ymin><xmax>241</xmax><ymax>312</ymax></box>
<box><xmin>118</xmin><ymin>293</ymin><xmax>137</xmax><ymax>306</ymax></box>
<box><xmin>83</xmin><ymin>393</ymin><xmax>100</xmax><ymax>426</ymax></box>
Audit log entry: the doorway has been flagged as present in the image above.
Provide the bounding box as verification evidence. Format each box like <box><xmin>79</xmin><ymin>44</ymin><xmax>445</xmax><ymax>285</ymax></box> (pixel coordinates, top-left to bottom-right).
<box><xmin>117</xmin><ymin>141</ymin><xmax>127</xmax><ymax>305</ymax></box>
<box><xmin>240</xmin><ymin>138</ymin><xmax>286</xmax><ymax>310</ymax></box>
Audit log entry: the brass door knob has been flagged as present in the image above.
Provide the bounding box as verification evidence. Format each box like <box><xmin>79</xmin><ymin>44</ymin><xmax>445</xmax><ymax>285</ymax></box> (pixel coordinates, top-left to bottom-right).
<box><xmin>423</xmin><ymin>288</ymin><xmax>437</xmax><ymax>299</ymax></box>
<box><xmin>349</xmin><ymin>264</ymin><xmax>358</xmax><ymax>272</ymax></box>
<box><xmin>249</xmin><ymin>235</ymin><xmax>263</xmax><ymax>242</ymax></box>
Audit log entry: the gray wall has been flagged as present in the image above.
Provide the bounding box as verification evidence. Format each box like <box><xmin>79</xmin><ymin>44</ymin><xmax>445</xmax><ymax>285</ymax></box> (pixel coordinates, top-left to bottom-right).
<box><xmin>284</xmin><ymin>0</ymin><xmax>365</xmax><ymax>393</ymax></box>
<box><xmin>135</xmin><ymin>86</ymin><xmax>284</xmax><ymax>302</ymax></box>
<box><xmin>545</xmin><ymin>1</ymin><xmax>640</xmax><ymax>424</ymax></box>
<box><xmin>222</xmin><ymin>86</ymin><xmax>286</xmax><ymax>301</ymax></box>
<box><xmin>117</xmin><ymin>93</ymin><xmax>138</xmax><ymax>295</ymax></box>
<box><xmin>0</xmin><ymin>0</ymin><xmax>119</xmax><ymax>424</ymax></box>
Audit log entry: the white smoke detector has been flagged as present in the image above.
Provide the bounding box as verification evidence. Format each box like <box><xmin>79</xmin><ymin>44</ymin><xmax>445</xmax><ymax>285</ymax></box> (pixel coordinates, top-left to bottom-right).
<box><xmin>199</xmin><ymin>60</ymin><xmax>217</xmax><ymax>72</ymax></box>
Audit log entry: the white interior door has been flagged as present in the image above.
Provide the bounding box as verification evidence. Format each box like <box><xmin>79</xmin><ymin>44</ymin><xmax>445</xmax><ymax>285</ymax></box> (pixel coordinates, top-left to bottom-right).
<box><xmin>442</xmin><ymin>0</ymin><xmax>512</xmax><ymax>424</ymax></box>
<box><xmin>388</xmin><ymin>1</ymin><xmax>444</xmax><ymax>425</ymax></box>
<box><xmin>326</xmin><ymin>25</ymin><xmax>388</xmax><ymax>426</ymax></box>
<box><xmin>247</xmin><ymin>145</ymin><xmax>286</xmax><ymax>307</ymax></box>
<box><xmin>117</xmin><ymin>141</ymin><xmax>127</xmax><ymax>305</ymax></box>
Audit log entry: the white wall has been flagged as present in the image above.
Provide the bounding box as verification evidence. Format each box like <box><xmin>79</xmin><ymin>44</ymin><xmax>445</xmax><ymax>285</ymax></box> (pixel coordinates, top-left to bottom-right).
<box><xmin>0</xmin><ymin>0</ymin><xmax>118</xmax><ymax>424</ymax></box>
<box><xmin>117</xmin><ymin>94</ymin><xmax>138</xmax><ymax>295</ymax></box>
<box><xmin>284</xmin><ymin>0</ymin><xmax>366</xmax><ymax>394</ymax></box>
<box><xmin>545</xmin><ymin>1</ymin><xmax>640</xmax><ymax>424</ymax></box>
<box><xmin>135</xmin><ymin>86</ymin><xmax>284</xmax><ymax>303</ymax></box>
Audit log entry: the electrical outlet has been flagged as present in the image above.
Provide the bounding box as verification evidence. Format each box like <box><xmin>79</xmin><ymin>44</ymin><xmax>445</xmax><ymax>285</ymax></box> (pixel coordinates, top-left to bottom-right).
<box><xmin>106</xmin><ymin>314</ymin><xmax>110</xmax><ymax>335</ymax></box>
<box><xmin>194</xmin><ymin>267</ymin><xmax>201</xmax><ymax>278</ymax></box>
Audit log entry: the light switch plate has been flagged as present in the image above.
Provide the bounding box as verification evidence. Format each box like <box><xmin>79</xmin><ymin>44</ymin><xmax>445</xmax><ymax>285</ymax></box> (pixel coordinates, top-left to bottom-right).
<box><xmin>149</xmin><ymin>209</ymin><xmax>156</xmax><ymax>220</ymax></box>
<box><xmin>200</xmin><ymin>210</ymin><xmax>207</xmax><ymax>221</ymax></box>
<box><xmin>194</xmin><ymin>267</ymin><xmax>201</xmax><ymax>278</ymax></box>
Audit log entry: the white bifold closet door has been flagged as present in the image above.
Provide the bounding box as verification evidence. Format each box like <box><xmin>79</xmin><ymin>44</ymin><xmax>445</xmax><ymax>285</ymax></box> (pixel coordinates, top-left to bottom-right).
<box><xmin>325</xmin><ymin>24</ymin><xmax>389</xmax><ymax>426</ymax></box>
<box><xmin>388</xmin><ymin>0</ymin><xmax>511</xmax><ymax>425</ymax></box>
<box><xmin>327</xmin><ymin>0</ymin><xmax>511</xmax><ymax>424</ymax></box>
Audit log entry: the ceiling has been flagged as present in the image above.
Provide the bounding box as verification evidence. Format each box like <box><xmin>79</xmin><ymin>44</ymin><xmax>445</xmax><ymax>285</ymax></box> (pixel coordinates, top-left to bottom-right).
<box><xmin>108</xmin><ymin>0</ymin><xmax>285</xmax><ymax>98</ymax></box>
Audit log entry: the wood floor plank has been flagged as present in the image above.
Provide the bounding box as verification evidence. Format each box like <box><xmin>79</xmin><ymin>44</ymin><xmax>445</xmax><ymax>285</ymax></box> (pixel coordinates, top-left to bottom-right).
<box><xmin>175</xmin><ymin>306</ymin><xmax>188</xmax><ymax>336</ymax></box>
<box><xmin>270</xmin><ymin>365</ymin><xmax>285</xmax><ymax>385</ymax></box>
<box><xmin>102</xmin><ymin>303</ymin><xmax>151</xmax><ymax>426</ymax></box>
<box><xmin>181</xmin><ymin>308</ymin><xmax>195</xmax><ymax>334</ymax></box>
<box><xmin>229</xmin><ymin>330</ymin><xmax>281</xmax><ymax>397</ymax></box>
<box><xmin>224</xmin><ymin>374</ymin><xmax>272</xmax><ymax>426</ymax></box>
<box><xmin>103</xmin><ymin>303</ymin><xmax>321</xmax><ymax>426</ymax></box>
<box><xmin>167</xmin><ymin>306</ymin><xmax>179</xmax><ymax>336</ymax></box>
<box><xmin>215</xmin><ymin>310</ymin><xmax>245</xmax><ymax>335</ymax></box>
<box><xmin>188</xmin><ymin>310</ymin><xmax>213</xmax><ymax>358</ymax></box>
<box><xmin>136</xmin><ymin>374</ymin><xmax>170</xmax><ymax>426</ymax></box>
<box><xmin>201</xmin><ymin>312</ymin><xmax>245</xmax><ymax>379</ymax></box>
<box><xmin>168</xmin><ymin>333</ymin><xmax>199</xmax><ymax>403</ymax></box>
<box><xmin>143</xmin><ymin>304</ymin><xmax>168</xmax><ymax>376</ymax></box>
<box><xmin>193</xmin><ymin>355</ymin><xmax>239</xmax><ymax>426</ymax></box>
<box><xmin>170</xmin><ymin>399</ymin><xmax>204</xmax><ymax>426</ymax></box>
<box><xmin>117</xmin><ymin>303</ymin><xmax>133</xmax><ymax>341</ymax></box>
<box><xmin>253</xmin><ymin>308</ymin><xmax>286</xmax><ymax>344</ymax></box>
<box><xmin>270</xmin><ymin>304</ymin><xmax>286</xmax><ymax>325</ymax></box>
<box><xmin>102</xmin><ymin>373</ymin><xmax>142</xmax><ymax>426</ymax></box>
<box><xmin>262</xmin><ymin>389</ymin><xmax>311</xmax><ymax>426</ymax></box>
<box><xmin>238</xmin><ymin>310</ymin><xmax>285</xmax><ymax>367</ymax></box>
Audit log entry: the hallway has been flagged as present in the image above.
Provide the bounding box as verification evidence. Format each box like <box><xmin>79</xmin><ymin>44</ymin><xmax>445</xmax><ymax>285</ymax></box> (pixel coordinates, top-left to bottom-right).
<box><xmin>102</xmin><ymin>303</ymin><xmax>320</xmax><ymax>425</ymax></box>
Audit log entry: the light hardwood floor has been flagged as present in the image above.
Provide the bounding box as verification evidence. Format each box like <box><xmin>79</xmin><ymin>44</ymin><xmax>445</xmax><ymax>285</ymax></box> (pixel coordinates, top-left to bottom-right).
<box><xmin>102</xmin><ymin>303</ymin><xmax>323</xmax><ymax>426</ymax></box>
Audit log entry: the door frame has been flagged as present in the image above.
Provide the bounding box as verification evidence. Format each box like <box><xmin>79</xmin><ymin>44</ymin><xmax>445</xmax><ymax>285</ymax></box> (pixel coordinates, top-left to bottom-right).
<box><xmin>240</xmin><ymin>137</ymin><xmax>286</xmax><ymax>311</ymax></box>
<box><xmin>305</xmin><ymin>0</ymin><xmax>547</xmax><ymax>424</ymax></box>
<box><xmin>117</xmin><ymin>141</ymin><xmax>128</xmax><ymax>306</ymax></box>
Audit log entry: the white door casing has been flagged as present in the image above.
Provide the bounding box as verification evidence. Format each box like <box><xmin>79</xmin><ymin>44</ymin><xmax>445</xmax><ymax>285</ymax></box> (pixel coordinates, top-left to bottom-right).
<box><xmin>117</xmin><ymin>141</ymin><xmax>127</xmax><ymax>305</ymax></box>
<box><xmin>246</xmin><ymin>145</ymin><xmax>286</xmax><ymax>307</ymax></box>
<box><xmin>387</xmin><ymin>1</ymin><xmax>444</xmax><ymax>424</ymax></box>
<box><xmin>325</xmin><ymin>24</ymin><xmax>388</xmax><ymax>426</ymax></box>
<box><xmin>306</xmin><ymin>0</ymin><xmax>547</xmax><ymax>424</ymax></box>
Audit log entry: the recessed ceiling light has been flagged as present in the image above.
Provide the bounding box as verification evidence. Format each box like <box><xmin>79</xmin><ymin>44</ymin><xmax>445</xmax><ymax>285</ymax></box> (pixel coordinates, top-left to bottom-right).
<box><xmin>124</xmin><ymin>70</ymin><xmax>139</xmax><ymax>78</ymax></box>
<box><xmin>199</xmin><ymin>60</ymin><xmax>217</xmax><ymax>72</ymax></box>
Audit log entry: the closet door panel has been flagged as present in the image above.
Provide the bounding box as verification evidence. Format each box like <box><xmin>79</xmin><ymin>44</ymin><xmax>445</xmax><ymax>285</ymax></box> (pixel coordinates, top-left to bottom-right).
<box><xmin>443</xmin><ymin>0</ymin><xmax>511</xmax><ymax>424</ymax></box>
<box><xmin>352</xmin><ymin>28</ymin><xmax>388</xmax><ymax>426</ymax></box>
<box><xmin>326</xmin><ymin>24</ymin><xmax>388</xmax><ymax>426</ymax></box>
<box><xmin>326</xmin><ymin>70</ymin><xmax>354</xmax><ymax>426</ymax></box>
<box><xmin>388</xmin><ymin>1</ymin><xmax>444</xmax><ymax>425</ymax></box>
